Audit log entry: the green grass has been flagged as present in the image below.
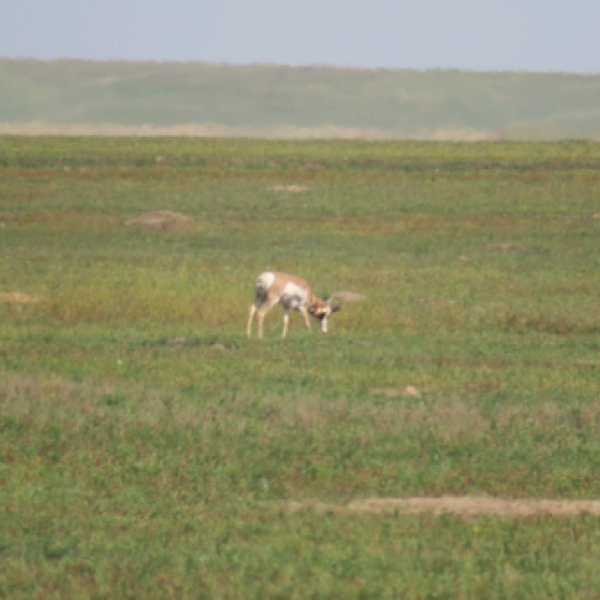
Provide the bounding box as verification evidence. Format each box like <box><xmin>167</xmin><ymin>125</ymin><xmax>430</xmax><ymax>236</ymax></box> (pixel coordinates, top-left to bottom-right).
<box><xmin>2</xmin><ymin>135</ymin><xmax>600</xmax><ymax>598</ymax></box>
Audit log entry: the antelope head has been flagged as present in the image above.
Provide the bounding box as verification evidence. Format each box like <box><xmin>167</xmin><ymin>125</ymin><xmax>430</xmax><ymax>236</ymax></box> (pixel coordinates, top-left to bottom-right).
<box><xmin>309</xmin><ymin>291</ymin><xmax>366</xmax><ymax>333</ymax></box>
<box><xmin>308</xmin><ymin>301</ymin><xmax>342</xmax><ymax>333</ymax></box>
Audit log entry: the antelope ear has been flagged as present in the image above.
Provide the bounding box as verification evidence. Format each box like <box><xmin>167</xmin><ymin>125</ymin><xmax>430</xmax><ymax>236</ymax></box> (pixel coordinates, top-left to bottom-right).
<box><xmin>331</xmin><ymin>305</ymin><xmax>342</xmax><ymax>313</ymax></box>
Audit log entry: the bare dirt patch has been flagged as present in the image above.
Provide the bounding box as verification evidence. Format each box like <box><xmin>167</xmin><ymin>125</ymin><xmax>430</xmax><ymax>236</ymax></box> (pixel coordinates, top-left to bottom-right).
<box><xmin>287</xmin><ymin>497</ymin><xmax>600</xmax><ymax>518</ymax></box>
<box><xmin>0</xmin><ymin>292</ymin><xmax>45</xmax><ymax>303</ymax></box>
<box><xmin>370</xmin><ymin>386</ymin><xmax>420</xmax><ymax>398</ymax></box>
<box><xmin>270</xmin><ymin>185</ymin><xmax>310</xmax><ymax>192</ymax></box>
<box><xmin>125</xmin><ymin>210</ymin><xmax>198</xmax><ymax>232</ymax></box>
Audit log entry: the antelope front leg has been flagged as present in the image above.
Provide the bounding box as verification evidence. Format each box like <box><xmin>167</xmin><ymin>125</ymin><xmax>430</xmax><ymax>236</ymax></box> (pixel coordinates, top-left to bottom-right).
<box><xmin>282</xmin><ymin>308</ymin><xmax>290</xmax><ymax>339</ymax></box>
<box><xmin>299</xmin><ymin>307</ymin><xmax>312</xmax><ymax>332</ymax></box>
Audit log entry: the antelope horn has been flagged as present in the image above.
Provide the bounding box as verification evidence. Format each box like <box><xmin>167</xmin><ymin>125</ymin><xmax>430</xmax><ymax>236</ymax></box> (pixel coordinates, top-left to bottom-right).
<box><xmin>327</xmin><ymin>291</ymin><xmax>366</xmax><ymax>304</ymax></box>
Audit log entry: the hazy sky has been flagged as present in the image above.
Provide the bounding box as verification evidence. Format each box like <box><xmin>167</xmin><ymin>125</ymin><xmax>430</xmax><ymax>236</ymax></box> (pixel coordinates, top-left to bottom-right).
<box><xmin>3</xmin><ymin>0</ymin><xmax>600</xmax><ymax>72</ymax></box>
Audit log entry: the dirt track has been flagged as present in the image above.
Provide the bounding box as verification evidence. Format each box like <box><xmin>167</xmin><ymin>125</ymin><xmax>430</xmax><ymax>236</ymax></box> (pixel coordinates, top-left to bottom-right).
<box><xmin>287</xmin><ymin>497</ymin><xmax>600</xmax><ymax>518</ymax></box>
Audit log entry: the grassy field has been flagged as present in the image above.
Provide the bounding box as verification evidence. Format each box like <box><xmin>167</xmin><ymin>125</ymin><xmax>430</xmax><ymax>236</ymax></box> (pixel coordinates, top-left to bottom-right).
<box><xmin>2</xmin><ymin>135</ymin><xmax>600</xmax><ymax>597</ymax></box>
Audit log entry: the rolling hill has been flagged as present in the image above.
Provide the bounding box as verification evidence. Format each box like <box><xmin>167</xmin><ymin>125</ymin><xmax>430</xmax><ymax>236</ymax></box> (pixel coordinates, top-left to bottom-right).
<box><xmin>1</xmin><ymin>58</ymin><xmax>599</xmax><ymax>139</ymax></box>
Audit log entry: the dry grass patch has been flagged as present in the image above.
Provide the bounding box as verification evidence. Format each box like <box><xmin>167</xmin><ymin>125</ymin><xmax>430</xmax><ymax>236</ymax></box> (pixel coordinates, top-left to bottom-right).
<box><xmin>0</xmin><ymin>372</ymin><xmax>172</xmax><ymax>428</ymax></box>
<box><xmin>0</xmin><ymin>122</ymin><xmax>507</xmax><ymax>140</ymax></box>
<box><xmin>488</xmin><ymin>242</ymin><xmax>517</xmax><ymax>250</ymax></box>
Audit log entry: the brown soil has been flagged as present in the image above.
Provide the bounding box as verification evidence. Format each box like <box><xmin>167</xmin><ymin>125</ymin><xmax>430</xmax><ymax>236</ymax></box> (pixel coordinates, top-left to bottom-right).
<box><xmin>287</xmin><ymin>496</ymin><xmax>600</xmax><ymax>518</ymax></box>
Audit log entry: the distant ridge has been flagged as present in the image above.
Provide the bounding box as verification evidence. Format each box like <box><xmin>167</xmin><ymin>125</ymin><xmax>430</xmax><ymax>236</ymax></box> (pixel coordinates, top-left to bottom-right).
<box><xmin>1</xmin><ymin>59</ymin><xmax>600</xmax><ymax>139</ymax></box>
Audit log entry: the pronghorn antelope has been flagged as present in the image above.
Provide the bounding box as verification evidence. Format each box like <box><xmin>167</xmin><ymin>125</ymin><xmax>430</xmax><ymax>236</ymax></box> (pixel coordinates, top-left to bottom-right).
<box><xmin>247</xmin><ymin>271</ymin><xmax>364</xmax><ymax>339</ymax></box>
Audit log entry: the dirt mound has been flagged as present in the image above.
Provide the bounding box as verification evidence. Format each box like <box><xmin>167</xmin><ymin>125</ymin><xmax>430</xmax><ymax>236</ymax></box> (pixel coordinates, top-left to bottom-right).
<box><xmin>287</xmin><ymin>496</ymin><xmax>600</xmax><ymax>518</ymax></box>
<box><xmin>126</xmin><ymin>210</ymin><xmax>197</xmax><ymax>232</ymax></box>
